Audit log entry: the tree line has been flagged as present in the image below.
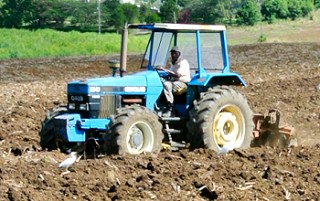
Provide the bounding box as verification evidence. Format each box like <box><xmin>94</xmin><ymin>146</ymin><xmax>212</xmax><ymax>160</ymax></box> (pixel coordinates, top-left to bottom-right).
<box><xmin>0</xmin><ymin>0</ymin><xmax>318</xmax><ymax>32</ymax></box>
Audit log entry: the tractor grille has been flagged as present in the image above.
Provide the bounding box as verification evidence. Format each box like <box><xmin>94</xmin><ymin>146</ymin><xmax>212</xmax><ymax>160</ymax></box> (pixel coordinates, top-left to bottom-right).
<box><xmin>68</xmin><ymin>94</ymin><xmax>121</xmax><ymax>118</ymax></box>
<box><xmin>98</xmin><ymin>95</ymin><xmax>121</xmax><ymax>118</ymax></box>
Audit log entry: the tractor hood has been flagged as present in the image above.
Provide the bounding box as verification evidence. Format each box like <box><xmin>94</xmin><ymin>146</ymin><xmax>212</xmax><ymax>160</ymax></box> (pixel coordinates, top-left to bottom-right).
<box><xmin>67</xmin><ymin>71</ymin><xmax>163</xmax><ymax>95</ymax></box>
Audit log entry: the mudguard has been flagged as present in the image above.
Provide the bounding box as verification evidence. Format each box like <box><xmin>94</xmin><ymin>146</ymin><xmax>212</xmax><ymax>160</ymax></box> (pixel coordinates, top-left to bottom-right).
<box><xmin>188</xmin><ymin>72</ymin><xmax>246</xmax><ymax>87</ymax></box>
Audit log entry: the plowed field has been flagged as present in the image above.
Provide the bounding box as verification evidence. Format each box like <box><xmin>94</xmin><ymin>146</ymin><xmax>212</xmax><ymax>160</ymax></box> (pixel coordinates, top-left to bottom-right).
<box><xmin>0</xmin><ymin>43</ymin><xmax>319</xmax><ymax>200</ymax></box>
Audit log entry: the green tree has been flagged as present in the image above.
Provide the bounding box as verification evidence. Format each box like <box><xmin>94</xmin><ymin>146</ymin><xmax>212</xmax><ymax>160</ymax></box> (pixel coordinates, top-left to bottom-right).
<box><xmin>176</xmin><ymin>0</ymin><xmax>192</xmax><ymax>7</ymax></box>
<box><xmin>0</xmin><ymin>0</ymin><xmax>32</xmax><ymax>28</ymax></box>
<box><xmin>121</xmin><ymin>3</ymin><xmax>139</xmax><ymax>24</ymax></box>
<box><xmin>103</xmin><ymin>0</ymin><xmax>120</xmax><ymax>16</ymax></box>
<box><xmin>220</xmin><ymin>0</ymin><xmax>244</xmax><ymax>25</ymax></box>
<box><xmin>236</xmin><ymin>0</ymin><xmax>259</xmax><ymax>25</ymax></box>
<box><xmin>138</xmin><ymin>2</ymin><xmax>161</xmax><ymax>23</ymax></box>
<box><xmin>41</xmin><ymin>0</ymin><xmax>74</xmax><ymax>27</ymax></box>
<box><xmin>26</xmin><ymin>0</ymin><xmax>91</xmax><ymax>29</ymax></box>
<box><xmin>139</xmin><ymin>4</ymin><xmax>148</xmax><ymax>22</ymax></box>
<box><xmin>106</xmin><ymin>2</ymin><xmax>139</xmax><ymax>32</ymax></box>
<box><xmin>315</xmin><ymin>0</ymin><xmax>320</xmax><ymax>8</ymax></box>
<box><xmin>301</xmin><ymin>0</ymin><xmax>314</xmax><ymax>16</ymax></box>
<box><xmin>186</xmin><ymin>0</ymin><xmax>224</xmax><ymax>24</ymax></box>
<box><xmin>70</xmin><ymin>2</ymin><xmax>98</xmax><ymax>29</ymax></box>
<box><xmin>109</xmin><ymin>6</ymin><xmax>125</xmax><ymax>33</ymax></box>
<box><xmin>103</xmin><ymin>0</ymin><xmax>121</xmax><ymax>27</ymax></box>
<box><xmin>160</xmin><ymin>0</ymin><xmax>178</xmax><ymax>23</ymax></box>
<box><xmin>261</xmin><ymin>0</ymin><xmax>289</xmax><ymax>22</ymax></box>
<box><xmin>145</xmin><ymin>12</ymin><xmax>161</xmax><ymax>23</ymax></box>
<box><xmin>0</xmin><ymin>0</ymin><xmax>4</xmax><ymax>20</ymax></box>
<box><xmin>288</xmin><ymin>0</ymin><xmax>302</xmax><ymax>20</ymax></box>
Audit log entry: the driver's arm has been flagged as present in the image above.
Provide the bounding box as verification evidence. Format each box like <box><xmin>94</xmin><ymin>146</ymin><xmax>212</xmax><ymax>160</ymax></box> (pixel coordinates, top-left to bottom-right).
<box><xmin>154</xmin><ymin>66</ymin><xmax>179</xmax><ymax>77</ymax></box>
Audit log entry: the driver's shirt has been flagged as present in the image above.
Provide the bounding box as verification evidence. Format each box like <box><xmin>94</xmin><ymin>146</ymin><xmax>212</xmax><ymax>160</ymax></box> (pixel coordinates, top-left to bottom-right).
<box><xmin>169</xmin><ymin>58</ymin><xmax>191</xmax><ymax>83</ymax></box>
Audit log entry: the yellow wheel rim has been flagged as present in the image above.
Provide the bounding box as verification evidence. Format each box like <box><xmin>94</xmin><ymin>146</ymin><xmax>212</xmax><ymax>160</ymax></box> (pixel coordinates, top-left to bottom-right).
<box><xmin>213</xmin><ymin>105</ymin><xmax>245</xmax><ymax>149</ymax></box>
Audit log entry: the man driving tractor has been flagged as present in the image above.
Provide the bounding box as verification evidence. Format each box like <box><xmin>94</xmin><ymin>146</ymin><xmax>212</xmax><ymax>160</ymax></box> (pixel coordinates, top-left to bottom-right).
<box><xmin>155</xmin><ymin>46</ymin><xmax>191</xmax><ymax>117</ymax></box>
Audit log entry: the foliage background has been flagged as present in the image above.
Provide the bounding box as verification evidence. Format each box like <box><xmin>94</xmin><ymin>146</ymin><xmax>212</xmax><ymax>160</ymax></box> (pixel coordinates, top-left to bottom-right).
<box><xmin>0</xmin><ymin>0</ymin><xmax>319</xmax><ymax>60</ymax></box>
<box><xmin>0</xmin><ymin>0</ymin><xmax>318</xmax><ymax>31</ymax></box>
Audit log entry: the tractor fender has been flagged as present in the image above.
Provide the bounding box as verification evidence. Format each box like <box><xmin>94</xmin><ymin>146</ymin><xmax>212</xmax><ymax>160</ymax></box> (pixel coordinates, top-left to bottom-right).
<box><xmin>188</xmin><ymin>72</ymin><xmax>247</xmax><ymax>87</ymax></box>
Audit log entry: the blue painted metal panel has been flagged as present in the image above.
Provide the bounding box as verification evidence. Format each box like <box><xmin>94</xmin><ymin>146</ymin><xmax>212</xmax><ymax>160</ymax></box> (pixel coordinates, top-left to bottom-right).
<box><xmin>196</xmin><ymin>30</ymin><xmax>206</xmax><ymax>77</ymax></box>
<box><xmin>188</xmin><ymin>72</ymin><xmax>247</xmax><ymax>87</ymax></box>
<box><xmin>148</xmin><ymin>31</ymin><xmax>155</xmax><ymax>70</ymax></box>
<box><xmin>79</xmin><ymin>118</ymin><xmax>110</xmax><ymax>130</ymax></box>
<box><xmin>67</xmin><ymin>83</ymin><xmax>89</xmax><ymax>94</ymax></box>
<box><xmin>221</xmin><ymin>31</ymin><xmax>230</xmax><ymax>73</ymax></box>
<box><xmin>54</xmin><ymin>114</ymin><xmax>110</xmax><ymax>142</ymax></box>
<box><xmin>129</xmin><ymin>24</ymin><xmax>156</xmax><ymax>30</ymax></box>
<box><xmin>145</xmin><ymin>71</ymin><xmax>163</xmax><ymax>110</ymax></box>
<box><xmin>68</xmin><ymin>71</ymin><xmax>163</xmax><ymax>93</ymax></box>
<box><xmin>54</xmin><ymin>114</ymin><xmax>86</xmax><ymax>142</ymax></box>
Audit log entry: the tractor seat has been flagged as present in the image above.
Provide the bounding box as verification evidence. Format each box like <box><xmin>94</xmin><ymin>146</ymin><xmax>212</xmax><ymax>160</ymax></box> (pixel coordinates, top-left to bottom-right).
<box><xmin>173</xmin><ymin>87</ymin><xmax>187</xmax><ymax>96</ymax></box>
<box><xmin>173</xmin><ymin>86</ymin><xmax>188</xmax><ymax>104</ymax></box>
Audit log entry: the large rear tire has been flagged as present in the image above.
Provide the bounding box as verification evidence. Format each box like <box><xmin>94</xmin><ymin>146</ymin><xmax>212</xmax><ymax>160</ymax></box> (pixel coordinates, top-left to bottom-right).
<box><xmin>187</xmin><ymin>86</ymin><xmax>254</xmax><ymax>152</ymax></box>
<box><xmin>104</xmin><ymin>105</ymin><xmax>164</xmax><ymax>155</ymax></box>
<box><xmin>39</xmin><ymin>106</ymin><xmax>68</xmax><ymax>151</ymax></box>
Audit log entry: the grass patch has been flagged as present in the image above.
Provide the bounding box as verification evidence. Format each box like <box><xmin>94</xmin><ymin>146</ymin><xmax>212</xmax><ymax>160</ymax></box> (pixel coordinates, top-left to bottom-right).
<box><xmin>227</xmin><ymin>10</ymin><xmax>320</xmax><ymax>45</ymax></box>
<box><xmin>0</xmin><ymin>29</ymin><xmax>149</xmax><ymax>59</ymax></box>
<box><xmin>0</xmin><ymin>10</ymin><xmax>320</xmax><ymax>60</ymax></box>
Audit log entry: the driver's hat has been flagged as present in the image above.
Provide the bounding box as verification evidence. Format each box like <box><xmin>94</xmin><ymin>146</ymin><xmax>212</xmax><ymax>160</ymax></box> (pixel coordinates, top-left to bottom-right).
<box><xmin>170</xmin><ymin>46</ymin><xmax>180</xmax><ymax>53</ymax></box>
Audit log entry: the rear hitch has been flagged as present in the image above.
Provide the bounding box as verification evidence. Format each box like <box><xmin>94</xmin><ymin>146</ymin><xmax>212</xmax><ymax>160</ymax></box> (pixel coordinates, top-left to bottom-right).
<box><xmin>252</xmin><ymin>109</ymin><xmax>297</xmax><ymax>147</ymax></box>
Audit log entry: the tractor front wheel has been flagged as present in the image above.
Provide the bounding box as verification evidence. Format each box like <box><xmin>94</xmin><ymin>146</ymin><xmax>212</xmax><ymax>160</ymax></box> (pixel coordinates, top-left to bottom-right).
<box><xmin>104</xmin><ymin>105</ymin><xmax>164</xmax><ymax>155</ymax></box>
<box><xmin>187</xmin><ymin>86</ymin><xmax>254</xmax><ymax>152</ymax></box>
<box><xmin>39</xmin><ymin>106</ymin><xmax>69</xmax><ymax>151</ymax></box>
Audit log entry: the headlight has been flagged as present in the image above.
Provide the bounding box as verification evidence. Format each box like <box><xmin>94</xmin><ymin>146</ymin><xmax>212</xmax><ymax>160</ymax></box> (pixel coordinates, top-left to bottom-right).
<box><xmin>79</xmin><ymin>103</ymin><xmax>89</xmax><ymax>111</ymax></box>
<box><xmin>68</xmin><ymin>103</ymin><xmax>76</xmax><ymax>110</ymax></box>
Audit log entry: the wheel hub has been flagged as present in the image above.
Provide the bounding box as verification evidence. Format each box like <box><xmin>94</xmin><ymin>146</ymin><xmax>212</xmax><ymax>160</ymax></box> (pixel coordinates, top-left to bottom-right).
<box><xmin>126</xmin><ymin>120</ymin><xmax>155</xmax><ymax>154</ymax></box>
<box><xmin>129</xmin><ymin>126</ymin><xmax>144</xmax><ymax>149</ymax></box>
<box><xmin>214</xmin><ymin>112</ymin><xmax>239</xmax><ymax>145</ymax></box>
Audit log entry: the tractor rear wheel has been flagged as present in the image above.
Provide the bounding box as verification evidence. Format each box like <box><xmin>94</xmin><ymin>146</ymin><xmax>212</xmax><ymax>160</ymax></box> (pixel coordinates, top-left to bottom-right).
<box><xmin>187</xmin><ymin>86</ymin><xmax>254</xmax><ymax>152</ymax></box>
<box><xmin>39</xmin><ymin>106</ymin><xmax>68</xmax><ymax>151</ymax></box>
<box><xmin>104</xmin><ymin>105</ymin><xmax>164</xmax><ymax>155</ymax></box>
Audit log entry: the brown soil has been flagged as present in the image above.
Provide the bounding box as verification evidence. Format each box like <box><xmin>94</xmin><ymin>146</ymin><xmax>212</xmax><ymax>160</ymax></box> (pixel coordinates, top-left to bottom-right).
<box><xmin>0</xmin><ymin>43</ymin><xmax>319</xmax><ymax>200</ymax></box>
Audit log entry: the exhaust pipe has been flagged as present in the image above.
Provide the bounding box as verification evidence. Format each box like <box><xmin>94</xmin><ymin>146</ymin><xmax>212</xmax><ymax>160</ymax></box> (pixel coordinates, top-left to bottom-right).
<box><xmin>120</xmin><ymin>21</ymin><xmax>128</xmax><ymax>77</ymax></box>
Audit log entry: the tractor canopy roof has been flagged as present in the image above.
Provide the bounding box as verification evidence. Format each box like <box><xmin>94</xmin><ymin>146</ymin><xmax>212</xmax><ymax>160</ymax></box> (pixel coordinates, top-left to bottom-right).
<box><xmin>128</xmin><ymin>23</ymin><xmax>226</xmax><ymax>33</ymax></box>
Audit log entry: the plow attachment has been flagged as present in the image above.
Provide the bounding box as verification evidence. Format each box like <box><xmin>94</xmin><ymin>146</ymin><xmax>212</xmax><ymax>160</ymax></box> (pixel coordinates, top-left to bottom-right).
<box><xmin>251</xmin><ymin>109</ymin><xmax>298</xmax><ymax>147</ymax></box>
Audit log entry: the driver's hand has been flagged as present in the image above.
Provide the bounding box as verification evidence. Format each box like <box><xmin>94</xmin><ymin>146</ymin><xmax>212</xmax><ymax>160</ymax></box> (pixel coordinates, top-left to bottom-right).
<box><xmin>154</xmin><ymin>65</ymin><xmax>164</xmax><ymax>71</ymax></box>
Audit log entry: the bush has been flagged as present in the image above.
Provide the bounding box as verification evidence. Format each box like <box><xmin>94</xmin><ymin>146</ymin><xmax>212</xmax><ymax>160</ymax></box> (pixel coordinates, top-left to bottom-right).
<box><xmin>258</xmin><ymin>34</ymin><xmax>267</xmax><ymax>43</ymax></box>
<box><xmin>316</xmin><ymin>0</ymin><xmax>320</xmax><ymax>8</ymax></box>
<box><xmin>261</xmin><ymin>0</ymin><xmax>289</xmax><ymax>21</ymax></box>
<box><xmin>288</xmin><ymin>0</ymin><xmax>303</xmax><ymax>20</ymax></box>
<box><xmin>236</xmin><ymin>0</ymin><xmax>260</xmax><ymax>26</ymax></box>
<box><xmin>301</xmin><ymin>0</ymin><xmax>314</xmax><ymax>17</ymax></box>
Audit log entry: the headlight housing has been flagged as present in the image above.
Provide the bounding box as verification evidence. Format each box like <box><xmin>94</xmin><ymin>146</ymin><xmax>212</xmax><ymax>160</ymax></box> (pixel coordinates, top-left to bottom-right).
<box><xmin>79</xmin><ymin>103</ymin><xmax>89</xmax><ymax>111</ymax></box>
<box><xmin>68</xmin><ymin>103</ymin><xmax>76</xmax><ymax>110</ymax></box>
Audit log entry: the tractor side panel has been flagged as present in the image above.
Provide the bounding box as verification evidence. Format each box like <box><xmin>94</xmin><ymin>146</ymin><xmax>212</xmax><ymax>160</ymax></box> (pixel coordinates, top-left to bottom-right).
<box><xmin>188</xmin><ymin>72</ymin><xmax>246</xmax><ymax>87</ymax></box>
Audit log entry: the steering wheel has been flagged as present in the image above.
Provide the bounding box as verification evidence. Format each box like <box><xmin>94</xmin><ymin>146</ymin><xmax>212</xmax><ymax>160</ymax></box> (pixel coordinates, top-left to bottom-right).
<box><xmin>154</xmin><ymin>67</ymin><xmax>171</xmax><ymax>81</ymax></box>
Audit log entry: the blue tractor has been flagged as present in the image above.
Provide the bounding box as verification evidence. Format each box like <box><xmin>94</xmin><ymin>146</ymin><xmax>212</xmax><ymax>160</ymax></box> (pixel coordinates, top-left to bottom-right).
<box><xmin>39</xmin><ymin>23</ymin><xmax>295</xmax><ymax>155</ymax></box>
